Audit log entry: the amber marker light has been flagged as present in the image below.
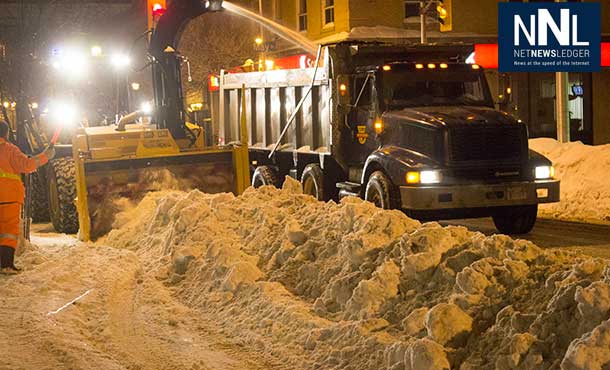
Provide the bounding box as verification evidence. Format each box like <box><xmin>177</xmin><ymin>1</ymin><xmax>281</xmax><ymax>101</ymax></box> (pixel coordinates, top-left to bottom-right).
<box><xmin>440</xmin><ymin>63</ymin><xmax>448</xmax><ymax>69</ymax></box>
<box><xmin>374</xmin><ymin>119</ymin><xmax>384</xmax><ymax>134</ymax></box>
<box><xmin>471</xmin><ymin>64</ymin><xmax>481</xmax><ymax>70</ymax></box>
<box><xmin>415</xmin><ymin>63</ymin><xmax>424</xmax><ymax>69</ymax></box>
<box><xmin>339</xmin><ymin>83</ymin><xmax>347</xmax><ymax>96</ymax></box>
<box><xmin>382</xmin><ymin>65</ymin><xmax>392</xmax><ymax>71</ymax></box>
<box><xmin>428</xmin><ymin>63</ymin><xmax>436</xmax><ymax>69</ymax></box>
<box><xmin>406</xmin><ymin>172</ymin><xmax>420</xmax><ymax>184</ymax></box>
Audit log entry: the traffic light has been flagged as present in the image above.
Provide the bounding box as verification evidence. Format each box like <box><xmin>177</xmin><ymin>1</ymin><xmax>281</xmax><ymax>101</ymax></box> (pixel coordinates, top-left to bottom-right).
<box><xmin>147</xmin><ymin>0</ymin><xmax>166</xmax><ymax>30</ymax></box>
<box><xmin>437</xmin><ymin>0</ymin><xmax>452</xmax><ymax>32</ymax></box>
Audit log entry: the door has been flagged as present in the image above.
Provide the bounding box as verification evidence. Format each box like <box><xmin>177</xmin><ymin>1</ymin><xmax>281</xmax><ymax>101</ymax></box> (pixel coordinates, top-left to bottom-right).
<box><xmin>347</xmin><ymin>72</ymin><xmax>378</xmax><ymax>164</ymax></box>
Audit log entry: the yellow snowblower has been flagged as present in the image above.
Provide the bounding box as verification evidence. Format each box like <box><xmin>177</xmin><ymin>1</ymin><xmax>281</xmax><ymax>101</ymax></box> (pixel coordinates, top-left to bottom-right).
<box><xmin>73</xmin><ymin>0</ymin><xmax>249</xmax><ymax>240</ymax></box>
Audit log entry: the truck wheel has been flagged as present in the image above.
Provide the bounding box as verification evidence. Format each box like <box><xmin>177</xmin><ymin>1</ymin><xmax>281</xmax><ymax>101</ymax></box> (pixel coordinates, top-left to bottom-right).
<box><xmin>492</xmin><ymin>205</ymin><xmax>538</xmax><ymax>235</ymax></box>
<box><xmin>47</xmin><ymin>157</ymin><xmax>79</xmax><ymax>234</ymax></box>
<box><xmin>365</xmin><ymin>171</ymin><xmax>399</xmax><ymax>210</ymax></box>
<box><xmin>31</xmin><ymin>169</ymin><xmax>50</xmax><ymax>222</ymax></box>
<box><xmin>301</xmin><ymin>164</ymin><xmax>324</xmax><ymax>201</ymax></box>
<box><xmin>251</xmin><ymin>166</ymin><xmax>280</xmax><ymax>188</ymax></box>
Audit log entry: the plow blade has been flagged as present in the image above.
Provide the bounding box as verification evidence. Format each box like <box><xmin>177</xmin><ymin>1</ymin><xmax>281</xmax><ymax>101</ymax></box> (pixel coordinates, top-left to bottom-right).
<box><xmin>75</xmin><ymin>149</ymin><xmax>249</xmax><ymax>241</ymax></box>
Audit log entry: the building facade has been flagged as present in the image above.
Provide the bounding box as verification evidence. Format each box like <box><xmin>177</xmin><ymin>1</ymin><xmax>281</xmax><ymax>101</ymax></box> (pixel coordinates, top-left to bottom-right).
<box><xmin>257</xmin><ymin>0</ymin><xmax>610</xmax><ymax>145</ymax></box>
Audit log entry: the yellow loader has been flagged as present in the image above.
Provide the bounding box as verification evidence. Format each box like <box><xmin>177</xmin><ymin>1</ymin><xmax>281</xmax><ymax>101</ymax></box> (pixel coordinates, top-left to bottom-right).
<box><xmin>72</xmin><ymin>0</ymin><xmax>248</xmax><ymax>240</ymax></box>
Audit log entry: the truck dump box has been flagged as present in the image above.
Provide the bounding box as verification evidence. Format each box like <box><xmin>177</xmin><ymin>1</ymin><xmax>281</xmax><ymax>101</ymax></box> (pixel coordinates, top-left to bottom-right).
<box><xmin>219</xmin><ymin>65</ymin><xmax>331</xmax><ymax>154</ymax></box>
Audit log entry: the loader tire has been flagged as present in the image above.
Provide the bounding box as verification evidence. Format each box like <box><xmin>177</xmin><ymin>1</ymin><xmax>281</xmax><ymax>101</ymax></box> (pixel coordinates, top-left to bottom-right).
<box><xmin>492</xmin><ymin>205</ymin><xmax>538</xmax><ymax>235</ymax></box>
<box><xmin>31</xmin><ymin>169</ymin><xmax>50</xmax><ymax>222</ymax></box>
<box><xmin>47</xmin><ymin>157</ymin><xmax>79</xmax><ymax>234</ymax></box>
<box><xmin>251</xmin><ymin>166</ymin><xmax>280</xmax><ymax>188</ymax></box>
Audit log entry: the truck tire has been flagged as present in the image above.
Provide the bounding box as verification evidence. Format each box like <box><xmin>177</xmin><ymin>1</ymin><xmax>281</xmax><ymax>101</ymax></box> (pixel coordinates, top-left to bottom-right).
<box><xmin>492</xmin><ymin>205</ymin><xmax>538</xmax><ymax>235</ymax></box>
<box><xmin>47</xmin><ymin>157</ymin><xmax>79</xmax><ymax>234</ymax></box>
<box><xmin>251</xmin><ymin>166</ymin><xmax>280</xmax><ymax>188</ymax></box>
<box><xmin>30</xmin><ymin>169</ymin><xmax>50</xmax><ymax>222</ymax></box>
<box><xmin>365</xmin><ymin>171</ymin><xmax>399</xmax><ymax>210</ymax></box>
<box><xmin>301</xmin><ymin>164</ymin><xmax>325</xmax><ymax>201</ymax></box>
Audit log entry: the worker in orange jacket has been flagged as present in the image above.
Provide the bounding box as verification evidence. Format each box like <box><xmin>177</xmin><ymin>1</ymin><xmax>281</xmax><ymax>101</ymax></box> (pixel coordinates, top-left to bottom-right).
<box><xmin>0</xmin><ymin>120</ymin><xmax>55</xmax><ymax>274</ymax></box>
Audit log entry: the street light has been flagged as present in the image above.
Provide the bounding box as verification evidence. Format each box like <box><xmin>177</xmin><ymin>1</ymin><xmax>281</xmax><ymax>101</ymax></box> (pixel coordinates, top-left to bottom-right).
<box><xmin>131</xmin><ymin>82</ymin><xmax>141</xmax><ymax>91</ymax></box>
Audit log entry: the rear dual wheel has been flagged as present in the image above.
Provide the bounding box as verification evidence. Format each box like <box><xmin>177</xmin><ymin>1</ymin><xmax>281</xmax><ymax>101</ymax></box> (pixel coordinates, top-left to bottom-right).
<box><xmin>301</xmin><ymin>164</ymin><xmax>325</xmax><ymax>201</ymax></box>
<box><xmin>251</xmin><ymin>166</ymin><xmax>280</xmax><ymax>188</ymax></box>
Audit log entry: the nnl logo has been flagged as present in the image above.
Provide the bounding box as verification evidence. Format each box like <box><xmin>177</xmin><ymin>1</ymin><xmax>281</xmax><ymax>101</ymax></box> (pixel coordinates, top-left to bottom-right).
<box><xmin>498</xmin><ymin>3</ymin><xmax>600</xmax><ymax>72</ymax></box>
<box><xmin>514</xmin><ymin>9</ymin><xmax>588</xmax><ymax>47</ymax></box>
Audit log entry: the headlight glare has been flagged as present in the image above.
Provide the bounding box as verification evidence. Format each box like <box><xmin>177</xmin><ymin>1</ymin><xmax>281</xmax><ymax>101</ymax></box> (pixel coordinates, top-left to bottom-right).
<box><xmin>535</xmin><ymin>166</ymin><xmax>554</xmax><ymax>179</ymax></box>
<box><xmin>406</xmin><ymin>170</ymin><xmax>441</xmax><ymax>184</ymax></box>
<box><xmin>420</xmin><ymin>170</ymin><xmax>441</xmax><ymax>184</ymax></box>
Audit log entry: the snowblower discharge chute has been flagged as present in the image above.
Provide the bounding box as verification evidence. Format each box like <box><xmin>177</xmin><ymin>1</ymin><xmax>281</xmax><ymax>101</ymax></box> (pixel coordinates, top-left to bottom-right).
<box><xmin>72</xmin><ymin>0</ymin><xmax>249</xmax><ymax>241</ymax></box>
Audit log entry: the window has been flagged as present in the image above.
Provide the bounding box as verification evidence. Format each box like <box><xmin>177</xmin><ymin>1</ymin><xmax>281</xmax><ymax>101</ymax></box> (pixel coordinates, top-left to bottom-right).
<box><xmin>353</xmin><ymin>75</ymin><xmax>372</xmax><ymax>107</ymax></box>
<box><xmin>298</xmin><ymin>0</ymin><xmax>307</xmax><ymax>31</ymax></box>
<box><xmin>404</xmin><ymin>1</ymin><xmax>419</xmax><ymax>18</ymax></box>
<box><xmin>323</xmin><ymin>0</ymin><xmax>334</xmax><ymax>25</ymax></box>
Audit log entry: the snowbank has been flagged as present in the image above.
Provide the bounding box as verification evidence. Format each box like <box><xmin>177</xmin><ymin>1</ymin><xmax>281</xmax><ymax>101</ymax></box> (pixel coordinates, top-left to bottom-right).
<box><xmin>530</xmin><ymin>138</ymin><xmax>610</xmax><ymax>224</ymax></box>
<box><xmin>104</xmin><ymin>179</ymin><xmax>610</xmax><ymax>370</ymax></box>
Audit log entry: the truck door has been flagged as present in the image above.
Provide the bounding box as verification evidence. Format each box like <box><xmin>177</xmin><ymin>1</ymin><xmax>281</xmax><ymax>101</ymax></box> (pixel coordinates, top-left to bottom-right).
<box><xmin>347</xmin><ymin>72</ymin><xmax>378</xmax><ymax>164</ymax></box>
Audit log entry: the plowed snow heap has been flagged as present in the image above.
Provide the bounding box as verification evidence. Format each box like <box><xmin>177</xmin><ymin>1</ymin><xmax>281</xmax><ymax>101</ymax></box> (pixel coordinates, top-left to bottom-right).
<box><xmin>106</xmin><ymin>178</ymin><xmax>610</xmax><ymax>370</ymax></box>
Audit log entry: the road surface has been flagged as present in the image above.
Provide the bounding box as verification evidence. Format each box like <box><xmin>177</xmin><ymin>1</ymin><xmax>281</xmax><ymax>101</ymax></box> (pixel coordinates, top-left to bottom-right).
<box><xmin>444</xmin><ymin>218</ymin><xmax>610</xmax><ymax>258</ymax></box>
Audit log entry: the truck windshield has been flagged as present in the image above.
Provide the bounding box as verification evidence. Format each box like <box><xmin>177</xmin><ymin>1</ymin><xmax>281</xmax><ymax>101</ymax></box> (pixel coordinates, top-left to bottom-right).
<box><xmin>382</xmin><ymin>67</ymin><xmax>491</xmax><ymax>108</ymax></box>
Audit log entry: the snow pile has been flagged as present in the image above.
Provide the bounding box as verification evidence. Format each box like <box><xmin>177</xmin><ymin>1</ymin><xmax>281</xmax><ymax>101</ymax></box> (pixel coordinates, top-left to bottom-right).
<box><xmin>106</xmin><ymin>179</ymin><xmax>610</xmax><ymax>369</ymax></box>
<box><xmin>530</xmin><ymin>138</ymin><xmax>610</xmax><ymax>223</ymax></box>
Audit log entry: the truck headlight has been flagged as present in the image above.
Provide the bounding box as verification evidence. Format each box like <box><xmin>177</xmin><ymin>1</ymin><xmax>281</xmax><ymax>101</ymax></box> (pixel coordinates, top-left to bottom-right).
<box><xmin>535</xmin><ymin>166</ymin><xmax>554</xmax><ymax>179</ymax></box>
<box><xmin>406</xmin><ymin>170</ymin><xmax>441</xmax><ymax>184</ymax></box>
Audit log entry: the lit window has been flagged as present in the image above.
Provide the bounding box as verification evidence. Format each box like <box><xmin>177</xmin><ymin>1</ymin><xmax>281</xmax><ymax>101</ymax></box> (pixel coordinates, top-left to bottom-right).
<box><xmin>298</xmin><ymin>0</ymin><xmax>307</xmax><ymax>31</ymax></box>
<box><xmin>323</xmin><ymin>0</ymin><xmax>334</xmax><ymax>25</ymax></box>
<box><xmin>404</xmin><ymin>1</ymin><xmax>419</xmax><ymax>18</ymax></box>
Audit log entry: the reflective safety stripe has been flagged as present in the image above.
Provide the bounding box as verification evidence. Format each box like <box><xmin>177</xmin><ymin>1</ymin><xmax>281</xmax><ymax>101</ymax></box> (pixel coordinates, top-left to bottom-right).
<box><xmin>0</xmin><ymin>171</ymin><xmax>20</xmax><ymax>181</ymax></box>
<box><xmin>0</xmin><ymin>233</ymin><xmax>18</xmax><ymax>241</ymax></box>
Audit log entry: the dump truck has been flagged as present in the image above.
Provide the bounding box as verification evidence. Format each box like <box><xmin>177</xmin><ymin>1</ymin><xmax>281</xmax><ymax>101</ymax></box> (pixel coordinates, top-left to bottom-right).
<box><xmin>72</xmin><ymin>0</ymin><xmax>249</xmax><ymax>241</ymax></box>
<box><xmin>217</xmin><ymin>42</ymin><xmax>560</xmax><ymax>234</ymax></box>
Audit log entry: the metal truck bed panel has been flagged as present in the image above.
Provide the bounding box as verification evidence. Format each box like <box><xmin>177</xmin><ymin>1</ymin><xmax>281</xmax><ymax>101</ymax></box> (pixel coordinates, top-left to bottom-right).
<box><xmin>221</xmin><ymin>67</ymin><xmax>328</xmax><ymax>89</ymax></box>
<box><xmin>219</xmin><ymin>68</ymin><xmax>332</xmax><ymax>152</ymax></box>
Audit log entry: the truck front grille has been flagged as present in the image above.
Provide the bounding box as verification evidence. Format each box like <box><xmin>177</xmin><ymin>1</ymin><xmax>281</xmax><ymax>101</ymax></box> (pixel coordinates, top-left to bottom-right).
<box><xmin>448</xmin><ymin>166</ymin><xmax>524</xmax><ymax>183</ymax></box>
<box><xmin>448</xmin><ymin>124</ymin><xmax>525</xmax><ymax>163</ymax></box>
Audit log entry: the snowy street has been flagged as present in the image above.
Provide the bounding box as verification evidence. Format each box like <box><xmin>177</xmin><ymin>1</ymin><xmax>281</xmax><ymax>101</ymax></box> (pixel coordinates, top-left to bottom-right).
<box><xmin>446</xmin><ymin>218</ymin><xmax>610</xmax><ymax>258</ymax></box>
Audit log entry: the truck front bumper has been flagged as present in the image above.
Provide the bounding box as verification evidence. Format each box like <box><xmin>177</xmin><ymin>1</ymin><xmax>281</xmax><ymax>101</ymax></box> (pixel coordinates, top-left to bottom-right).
<box><xmin>399</xmin><ymin>179</ymin><xmax>560</xmax><ymax>210</ymax></box>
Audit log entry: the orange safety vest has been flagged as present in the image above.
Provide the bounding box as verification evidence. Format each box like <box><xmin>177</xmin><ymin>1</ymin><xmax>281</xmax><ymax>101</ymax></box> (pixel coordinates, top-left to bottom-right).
<box><xmin>0</xmin><ymin>138</ymin><xmax>49</xmax><ymax>204</ymax></box>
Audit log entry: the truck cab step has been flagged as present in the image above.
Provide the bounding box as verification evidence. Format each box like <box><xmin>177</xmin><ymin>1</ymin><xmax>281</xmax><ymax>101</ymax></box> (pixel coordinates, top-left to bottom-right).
<box><xmin>337</xmin><ymin>182</ymin><xmax>362</xmax><ymax>200</ymax></box>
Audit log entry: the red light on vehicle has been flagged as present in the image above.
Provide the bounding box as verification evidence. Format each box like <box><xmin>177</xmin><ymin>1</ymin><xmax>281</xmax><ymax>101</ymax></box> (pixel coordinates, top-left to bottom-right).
<box><xmin>473</xmin><ymin>44</ymin><xmax>498</xmax><ymax>69</ymax></box>
<box><xmin>152</xmin><ymin>3</ymin><xmax>166</xmax><ymax>17</ymax></box>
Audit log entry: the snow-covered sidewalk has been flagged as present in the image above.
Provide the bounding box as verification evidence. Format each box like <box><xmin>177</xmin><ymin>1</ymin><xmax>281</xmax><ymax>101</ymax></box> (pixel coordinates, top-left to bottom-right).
<box><xmin>530</xmin><ymin>138</ymin><xmax>610</xmax><ymax>224</ymax></box>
